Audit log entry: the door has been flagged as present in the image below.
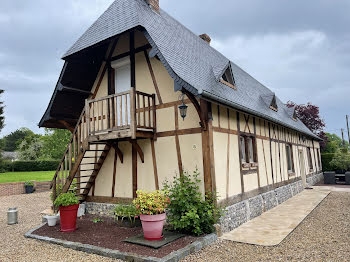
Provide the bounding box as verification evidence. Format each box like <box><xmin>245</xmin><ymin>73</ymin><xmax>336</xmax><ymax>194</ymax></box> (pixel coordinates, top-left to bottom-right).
<box><xmin>299</xmin><ymin>150</ymin><xmax>307</xmax><ymax>188</ymax></box>
<box><xmin>111</xmin><ymin>57</ymin><xmax>131</xmax><ymax>126</ymax></box>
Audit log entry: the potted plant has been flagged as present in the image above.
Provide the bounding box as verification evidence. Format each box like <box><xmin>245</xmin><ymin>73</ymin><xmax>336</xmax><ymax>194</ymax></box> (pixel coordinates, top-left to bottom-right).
<box><xmin>114</xmin><ymin>204</ymin><xmax>141</xmax><ymax>228</ymax></box>
<box><xmin>133</xmin><ymin>190</ymin><xmax>169</xmax><ymax>240</ymax></box>
<box><xmin>24</xmin><ymin>181</ymin><xmax>35</xmax><ymax>194</ymax></box>
<box><xmin>44</xmin><ymin>214</ymin><xmax>58</xmax><ymax>227</ymax></box>
<box><xmin>53</xmin><ymin>192</ymin><xmax>79</xmax><ymax>232</ymax></box>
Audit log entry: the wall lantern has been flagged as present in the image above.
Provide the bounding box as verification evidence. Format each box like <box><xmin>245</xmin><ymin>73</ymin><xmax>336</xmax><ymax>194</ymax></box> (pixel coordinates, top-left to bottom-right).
<box><xmin>178</xmin><ymin>93</ymin><xmax>188</xmax><ymax>120</ymax></box>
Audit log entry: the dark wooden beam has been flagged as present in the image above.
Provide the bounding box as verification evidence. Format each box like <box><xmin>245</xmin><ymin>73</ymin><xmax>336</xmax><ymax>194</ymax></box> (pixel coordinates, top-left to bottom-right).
<box><xmin>57</xmin><ymin>120</ymin><xmax>75</xmax><ymax>132</ymax></box>
<box><xmin>129</xmin><ymin>140</ymin><xmax>144</xmax><ymax>163</ymax></box>
<box><xmin>182</xmin><ymin>89</ymin><xmax>207</xmax><ymax>130</ymax></box>
<box><xmin>110</xmin><ymin>44</ymin><xmax>152</xmax><ymax>62</ymax></box>
<box><xmin>112</xmin><ymin>143</ymin><xmax>124</xmax><ymax>163</ymax></box>
<box><xmin>144</xmin><ymin>50</ymin><xmax>163</xmax><ymax>104</ymax></box>
<box><xmin>59</xmin><ymin>85</ymin><xmax>92</xmax><ymax>96</ymax></box>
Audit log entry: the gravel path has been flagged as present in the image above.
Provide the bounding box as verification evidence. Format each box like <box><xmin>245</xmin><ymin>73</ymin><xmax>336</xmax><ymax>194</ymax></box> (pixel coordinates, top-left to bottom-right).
<box><xmin>0</xmin><ymin>192</ymin><xmax>121</xmax><ymax>262</ymax></box>
<box><xmin>1</xmin><ymin>191</ymin><xmax>349</xmax><ymax>262</ymax></box>
<box><xmin>182</xmin><ymin>192</ymin><xmax>350</xmax><ymax>262</ymax></box>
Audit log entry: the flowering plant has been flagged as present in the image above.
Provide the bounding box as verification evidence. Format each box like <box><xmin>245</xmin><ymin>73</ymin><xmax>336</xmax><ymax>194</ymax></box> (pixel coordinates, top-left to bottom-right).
<box><xmin>133</xmin><ymin>190</ymin><xmax>170</xmax><ymax>215</ymax></box>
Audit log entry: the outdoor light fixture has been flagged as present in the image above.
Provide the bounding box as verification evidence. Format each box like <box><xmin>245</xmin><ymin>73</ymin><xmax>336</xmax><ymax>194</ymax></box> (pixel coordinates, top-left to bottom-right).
<box><xmin>178</xmin><ymin>93</ymin><xmax>188</xmax><ymax>120</ymax></box>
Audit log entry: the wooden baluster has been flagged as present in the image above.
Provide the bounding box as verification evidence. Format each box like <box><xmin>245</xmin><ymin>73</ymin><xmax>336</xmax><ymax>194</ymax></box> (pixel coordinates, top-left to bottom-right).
<box><xmin>114</xmin><ymin>96</ymin><xmax>117</xmax><ymax>128</ymax></box>
<box><xmin>130</xmin><ymin>89</ymin><xmax>137</xmax><ymax>139</ymax></box>
<box><xmin>61</xmin><ymin>164</ymin><xmax>64</xmax><ymax>188</ymax></box>
<box><xmin>152</xmin><ymin>94</ymin><xmax>156</xmax><ymax>132</ymax></box>
<box><xmin>73</xmin><ymin>134</ymin><xmax>76</xmax><ymax>162</ymax></box>
<box><xmin>92</xmin><ymin>102</ymin><xmax>95</xmax><ymax>135</ymax></box>
<box><xmin>85</xmin><ymin>100</ymin><xmax>90</xmax><ymax>137</ymax></box>
<box><xmin>137</xmin><ymin>93</ymin><xmax>140</xmax><ymax>127</ymax></box>
<box><xmin>124</xmin><ymin>94</ymin><xmax>128</xmax><ymax>127</ymax></box>
<box><xmin>119</xmin><ymin>95</ymin><xmax>123</xmax><ymax>127</ymax></box>
<box><xmin>148</xmin><ymin>96</ymin><xmax>151</xmax><ymax>128</ymax></box>
<box><xmin>52</xmin><ymin>177</ymin><xmax>57</xmax><ymax>205</ymax></box>
<box><xmin>69</xmin><ymin>143</ymin><xmax>72</xmax><ymax>173</ymax></box>
<box><xmin>64</xmin><ymin>154</ymin><xmax>68</xmax><ymax>183</ymax></box>
<box><xmin>97</xmin><ymin>101</ymin><xmax>100</xmax><ymax>132</ymax></box>
<box><xmin>101</xmin><ymin>99</ymin><xmax>104</xmax><ymax>131</ymax></box>
<box><xmin>143</xmin><ymin>95</ymin><xmax>146</xmax><ymax>128</ymax></box>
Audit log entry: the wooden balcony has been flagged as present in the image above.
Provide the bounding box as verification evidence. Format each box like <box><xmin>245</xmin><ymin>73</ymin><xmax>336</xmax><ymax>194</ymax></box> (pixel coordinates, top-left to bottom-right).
<box><xmin>85</xmin><ymin>89</ymin><xmax>156</xmax><ymax>142</ymax></box>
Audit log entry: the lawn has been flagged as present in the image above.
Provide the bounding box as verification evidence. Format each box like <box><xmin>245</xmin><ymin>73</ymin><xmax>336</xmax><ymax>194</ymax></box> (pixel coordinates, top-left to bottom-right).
<box><xmin>0</xmin><ymin>171</ymin><xmax>55</xmax><ymax>183</ymax></box>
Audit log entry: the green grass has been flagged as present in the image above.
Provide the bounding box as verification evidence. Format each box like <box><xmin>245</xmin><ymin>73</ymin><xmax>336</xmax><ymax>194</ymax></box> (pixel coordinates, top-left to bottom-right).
<box><xmin>0</xmin><ymin>171</ymin><xmax>55</xmax><ymax>184</ymax></box>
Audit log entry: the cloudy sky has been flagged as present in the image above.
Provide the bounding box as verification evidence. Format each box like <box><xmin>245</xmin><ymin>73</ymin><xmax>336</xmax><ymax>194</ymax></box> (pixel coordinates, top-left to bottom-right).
<box><xmin>1</xmin><ymin>0</ymin><xmax>349</xmax><ymax>137</ymax></box>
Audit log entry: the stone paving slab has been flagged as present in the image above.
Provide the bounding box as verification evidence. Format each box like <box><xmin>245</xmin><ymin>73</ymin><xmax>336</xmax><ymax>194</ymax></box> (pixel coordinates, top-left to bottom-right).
<box><xmin>221</xmin><ymin>189</ymin><xmax>330</xmax><ymax>246</ymax></box>
<box><xmin>313</xmin><ymin>185</ymin><xmax>350</xmax><ymax>192</ymax></box>
<box><xmin>123</xmin><ymin>231</ymin><xmax>185</xmax><ymax>249</ymax></box>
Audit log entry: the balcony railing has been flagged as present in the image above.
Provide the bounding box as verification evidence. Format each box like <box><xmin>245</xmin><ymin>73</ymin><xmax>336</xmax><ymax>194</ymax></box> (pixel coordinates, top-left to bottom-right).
<box><xmin>85</xmin><ymin>89</ymin><xmax>156</xmax><ymax>140</ymax></box>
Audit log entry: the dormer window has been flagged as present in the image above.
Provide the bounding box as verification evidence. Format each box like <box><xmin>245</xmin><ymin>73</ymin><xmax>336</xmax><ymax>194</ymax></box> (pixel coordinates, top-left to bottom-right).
<box><xmin>270</xmin><ymin>95</ymin><xmax>278</xmax><ymax>111</ymax></box>
<box><xmin>220</xmin><ymin>64</ymin><xmax>236</xmax><ymax>90</ymax></box>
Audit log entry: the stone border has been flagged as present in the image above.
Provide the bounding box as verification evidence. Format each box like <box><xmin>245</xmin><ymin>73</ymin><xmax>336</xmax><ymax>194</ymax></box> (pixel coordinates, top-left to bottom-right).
<box><xmin>0</xmin><ymin>181</ymin><xmax>51</xmax><ymax>197</ymax></box>
<box><xmin>219</xmin><ymin>172</ymin><xmax>324</xmax><ymax>233</ymax></box>
<box><xmin>24</xmin><ymin>224</ymin><xmax>217</xmax><ymax>262</ymax></box>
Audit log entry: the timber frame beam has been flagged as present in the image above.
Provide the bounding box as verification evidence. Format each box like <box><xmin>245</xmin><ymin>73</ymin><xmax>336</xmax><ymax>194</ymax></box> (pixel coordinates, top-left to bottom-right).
<box><xmin>129</xmin><ymin>139</ymin><xmax>144</xmax><ymax>163</ymax></box>
<box><xmin>182</xmin><ymin>89</ymin><xmax>207</xmax><ymax>130</ymax></box>
<box><xmin>112</xmin><ymin>143</ymin><xmax>124</xmax><ymax>163</ymax></box>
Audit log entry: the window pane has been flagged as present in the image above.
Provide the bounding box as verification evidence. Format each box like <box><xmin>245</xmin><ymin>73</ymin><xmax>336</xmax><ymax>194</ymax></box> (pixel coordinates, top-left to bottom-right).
<box><xmin>286</xmin><ymin>145</ymin><xmax>292</xmax><ymax>171</ymax></box>
<box><xmin>248</xmin><ymin>137</ymin><xmax>254</xmax><ymax>163</ymax></box>
<box><xmin>240</xmin><ymin>136</ymin><xmax>246</xmax><ymax>163</ymax></box>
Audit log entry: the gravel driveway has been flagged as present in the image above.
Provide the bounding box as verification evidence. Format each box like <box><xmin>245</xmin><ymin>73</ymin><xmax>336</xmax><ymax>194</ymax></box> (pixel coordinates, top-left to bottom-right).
<box><xmin>0</xmin><ymin>192</ymin><xmax>121</xmax><ymax>262</ymax></box>
<box><xmin>1</xmin><ymin>191</ymin><xmax>349</xmax><ymax>262</ymax></box>
<box><xmin>182</xmin><ymin>192</ymin><xmax>350</xmax><ymax>262</ymax></box>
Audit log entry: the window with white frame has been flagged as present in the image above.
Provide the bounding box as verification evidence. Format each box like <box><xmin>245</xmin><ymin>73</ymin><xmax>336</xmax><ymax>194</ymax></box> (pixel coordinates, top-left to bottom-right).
<box><xmin>286</xmin><ymin>144</ymin><xmax>294</xmax><ymax>172</ymax></box>
<box><xmin>240</xmin><ymin>135</ymin><xmax>257</xmax><ymax>164</ymax></box>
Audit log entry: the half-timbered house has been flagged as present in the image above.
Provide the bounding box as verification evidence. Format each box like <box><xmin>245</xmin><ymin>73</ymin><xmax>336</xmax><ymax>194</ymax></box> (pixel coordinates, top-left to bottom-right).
<box><xmin>40</xmin><ymin>0</ymin><xmax>323</xmax><ymax>232</ymax></box>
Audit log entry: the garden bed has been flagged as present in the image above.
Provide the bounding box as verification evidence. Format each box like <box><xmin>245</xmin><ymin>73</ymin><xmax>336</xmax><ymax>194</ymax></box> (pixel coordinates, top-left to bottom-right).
<box><xmin>31</xmin><ymin>215</ymin><xmax>207</xmax><ymax>260</ymax></box>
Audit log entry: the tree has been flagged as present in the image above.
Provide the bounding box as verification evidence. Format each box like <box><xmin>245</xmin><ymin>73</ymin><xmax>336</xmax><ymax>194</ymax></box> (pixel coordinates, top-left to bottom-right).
<box><xmin>1</xmin><ymin>127</ymin><xmax>34</xmax><ymax>152</ymax></box>
<box><xmin>40</xmin><ymin>129</ymin><xmax>71</xmax><ymax>160</ymax></box>
<box><xmin>286</xmin><ymin>101</ymin><xmax>327</xmax><ymax>149</ymax></box>
<box><xmin>322</xmin><ymin>133</ymin><xmax>349</xmax><ymax>153</ymax></box>
<box><xmin>17</xmin><ymin>134</ymin><xmax>43</xmax><ymax>160</ymax></box>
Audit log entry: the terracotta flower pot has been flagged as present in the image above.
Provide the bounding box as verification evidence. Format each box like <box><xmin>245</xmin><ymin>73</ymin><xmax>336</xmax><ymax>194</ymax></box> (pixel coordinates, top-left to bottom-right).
<box><xmin>140</xmin><ymin>213</ymin><xmax>166</xmax><ymax>240</ymax></box>
<box><xmin>59</xmin><ymin>204</ymin><xmax>79</xmax><ymax>232</ymax></box>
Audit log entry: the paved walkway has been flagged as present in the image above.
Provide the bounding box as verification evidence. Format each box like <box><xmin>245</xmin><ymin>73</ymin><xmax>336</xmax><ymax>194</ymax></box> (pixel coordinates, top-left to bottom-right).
<box><xmin>221</xmin><ymin>189</ymin><xmax>330</xmax><ymax>246</ymax></box>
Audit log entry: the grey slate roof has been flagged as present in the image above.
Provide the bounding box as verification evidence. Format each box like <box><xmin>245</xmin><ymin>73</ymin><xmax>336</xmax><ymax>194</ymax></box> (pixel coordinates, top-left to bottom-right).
<box><xmin>62</xmin><ymin>0</ymin><xmax>319</xmax><ymax>140</ymax></box>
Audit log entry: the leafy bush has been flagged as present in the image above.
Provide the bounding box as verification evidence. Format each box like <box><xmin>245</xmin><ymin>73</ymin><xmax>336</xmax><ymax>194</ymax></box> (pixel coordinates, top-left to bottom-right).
<box><xmin>24</xmin><ymin>181</ymin><xmax>34</xmax><ymax>187</ymax></box>
<box><xmin>330</xmin><ymin>149</ymin><xmax>350</xmax><ymax>171</ymax></box>
<box><xmin>133</xmin><ymin>190</ymin><xmax>169</xmax><ymax>215</ymax></box>
<box><xmin>114</xmin><ymin>204</ymin><xmax>139</xmax><ymax>224</ymax></box>
<box><xmin>321</xmin><ymin>153</ymin><xmax>335</xmax><ymax>171</ymax></box>
<box><xmin>92</xmin><ymin>218</ymin><xmax>103</xmax><ymax>223</ymax></box>
<box><xmin>163</xmin><ymin>169</ymin><xmax>223</xmax><ymax>236</ymax></box>
<box><xmin>53</xmin><ymin>192</ymin><xmax>79</xmax><ymax>207</ymax></box>
<box><xmin>0</xmin><ymin>160</ymin><xmax>59</xmax><ymax>172</ymax></box>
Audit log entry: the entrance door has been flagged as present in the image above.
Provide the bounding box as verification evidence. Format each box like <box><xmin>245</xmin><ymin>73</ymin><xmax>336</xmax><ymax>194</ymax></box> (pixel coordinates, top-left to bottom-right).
<box><xmin>299</xmin><ymin>150</ymin><xmax>307</xmax><ymax>188</ymax></box>
<box><xmin>111</xmin><ymin>57</ymin><xmax>131</xmax><ymax>126</ymax></box>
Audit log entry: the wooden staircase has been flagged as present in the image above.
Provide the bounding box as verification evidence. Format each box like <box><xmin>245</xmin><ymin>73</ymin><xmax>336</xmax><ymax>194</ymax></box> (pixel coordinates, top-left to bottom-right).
<box><xmin>50</xmin><ymin>109</ymin><xmax>111</xmax><ymax>202</ymax></box>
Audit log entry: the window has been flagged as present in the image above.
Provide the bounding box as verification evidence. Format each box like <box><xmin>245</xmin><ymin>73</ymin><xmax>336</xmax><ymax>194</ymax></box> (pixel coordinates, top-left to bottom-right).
<box><xmin>240</xmin><ymin>135</ymin><xmax>257</xmax><ymax>165</ymax></box>
<box><xmin>240</xmin><ymin>136</ymin><xmax>246</xmax><ymax>163</ymax></box>
<box><xmin>318</xmin><ymin>149</ymin><xmax>322</xmax><ymax>169</ymax></box>
<box><xmin>307</xmin><ymin>147</ymin><xmax>313</xmax><ymax>170</ymax></box>
<box><xmin>286</xmin><ymin>144</ymin><xmax>294</xmax><ymax>172</ymax></box>
<box><xmin>220</xmin><ymin>64</ymin><xmax>236</xmax><ymax>89</ymax></box>
<box><xmin>270</xmin><ymin>95</ymin><xmax>278</xmax><ymax>111</ymax></box>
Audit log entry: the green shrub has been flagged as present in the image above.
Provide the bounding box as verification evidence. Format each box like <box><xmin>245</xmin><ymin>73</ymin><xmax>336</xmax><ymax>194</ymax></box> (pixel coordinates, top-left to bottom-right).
<box><xmin>114</xmin><ymin>204</ymin><xmax>139</xmax><ymax>224</ymax></box>
<box><xmin>53</xmin><ymin>192</ymin><xmax>79</xmax><ymax>207</ymax></box>
<box><xmin>330</xmin><ymin>149</ymin><xmax>350</xmax><ymax>171</ymax></box>
<box><xmin>321</xmin><ymin>153</ymin><xmax>335</xmax><ymax>171</ymax></box>
<box><xmin>24</xmin><ymin>181</ymin><xmax>34</xmax><ymax>187</ymax></box>
<box><xmin>163</xmin><ymin>169</ymin><xmax>223</xmax><ymax>236</ymax></box>
<box><xmin>0</xmin><ymin>160</ymin><xmax>60</xmax><ymax>172</ymax></box>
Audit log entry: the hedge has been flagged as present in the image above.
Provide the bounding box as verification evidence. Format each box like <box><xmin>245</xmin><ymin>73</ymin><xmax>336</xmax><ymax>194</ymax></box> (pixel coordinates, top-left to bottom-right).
<box><xmin>0</xmin><ymin>160</ymin><xmax>60</xmax><ymax>172</ymax></box>
<box><xmin>321</xmin><ymin>153</ymin><xmax>335</xmax><ymax>171</ymax></box>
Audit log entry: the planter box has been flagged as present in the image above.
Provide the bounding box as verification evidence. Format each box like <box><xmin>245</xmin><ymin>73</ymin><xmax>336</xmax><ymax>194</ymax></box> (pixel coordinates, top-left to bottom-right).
<box><xmin>25</xmin><ymin>185</ymin><xmax>34</xmax><ymax>194</ymax></box>
<box><xmin>323</xmin><ymin>172</ymin><xmax>336</xmax><ymax>184</ymax></box>
<box><xmin>345</xmin><ymin>172</ymin><xmax>350</xmax><ymax>185</ymax></box>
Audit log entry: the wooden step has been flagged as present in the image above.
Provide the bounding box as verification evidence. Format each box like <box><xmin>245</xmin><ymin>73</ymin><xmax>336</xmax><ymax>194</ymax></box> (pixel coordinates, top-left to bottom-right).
<box><xmin>84</xmin><ymin>156</ymin><xmax>106</xmax><ymax>159</ymax></box>
<box><xmin>71</xmin><ymin>181</ymin><xmax>93</xmax><ymax>185</ymax></box>
<box><xmin>80</xmin><ymin>163</ymin><xmax>102</xmax><ymax>165</ymax></box>
<box><xmin>86</xmin><ymin>149</ymin><xmax>109</xmax><ymax>152</ymax></box>
<box><xmin>69</xmin><ymin>187</ymin><xmax>90</xmax><ymax>190</ymax></box>
<box><xmin>75</xmin><ymin>174</ymin><xmax>97</xmax><ymax>178</ymax></box>
<box><xmin>79</xmin><ymin>169</ymin><xmax>98</xmax><ymax>172</ymax></box>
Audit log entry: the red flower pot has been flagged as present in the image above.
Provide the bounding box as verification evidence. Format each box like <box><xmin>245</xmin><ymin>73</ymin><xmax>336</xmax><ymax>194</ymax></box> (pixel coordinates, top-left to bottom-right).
<box><xmin>59</xmin><ymin>204</ymin><xmax>79</xmax><ymax>232</ymax></box>
<box><xmin>140</xmin><ymin>213</ymin><xmax>166</xmax><ymax>240</ymax></box>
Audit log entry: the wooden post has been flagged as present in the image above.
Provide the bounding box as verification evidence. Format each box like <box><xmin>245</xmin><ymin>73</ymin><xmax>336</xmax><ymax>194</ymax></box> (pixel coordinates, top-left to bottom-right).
<box><xmin>85</xmin><ymin>100</ymin><xmax>90</xmax><ymax>137</ymax></box>
<box><xmin>346</xmin><ymin>115</ymin><xmax>350</xmax><ymax>147</ymax></box>
<box><xmin>130</xmin><ymin>89</ymin><xmax>137</xmax><ymax>139</ymax></box>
